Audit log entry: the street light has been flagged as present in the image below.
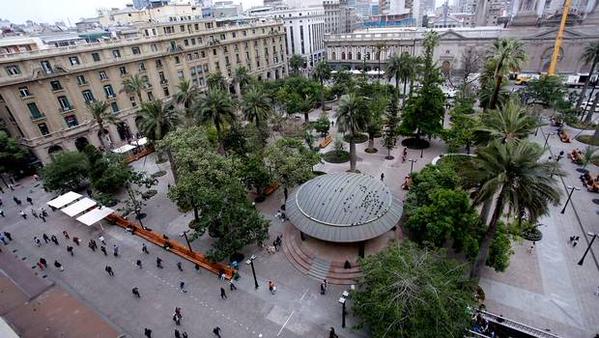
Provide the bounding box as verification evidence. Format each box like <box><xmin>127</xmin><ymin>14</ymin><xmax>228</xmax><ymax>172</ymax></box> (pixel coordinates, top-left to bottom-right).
<box><xmin>245</xmin><ymin>254</ymin><xmax>259</xmax><ymax>289</ymax></box>
<box><xmin>338</xmin><ymin>296</ymin><xmax>347</xmax><ymax>328</ymax></box>
<box><xmin>560</xmin><ymin>185</ymin><xmax>580</xmax><ymax>214</ymax></box>
<box><xmin>408</xmin><ymin>159</ymin><xmax>417</xmax><ymax>174</ymax></box>
<box><xmin>180</xmin><ymin>230</ymin><xmax>193</xmax><ymax>253</ymax></box>
<box><xmin>577</xmin><ymin>232</ymin><xmax>598</xmax><ymax>266</ymax></box>
<box><xmin>543</xmin><ymin>132</ymin><xmax>555</xmax><ymax>150</ymax></box>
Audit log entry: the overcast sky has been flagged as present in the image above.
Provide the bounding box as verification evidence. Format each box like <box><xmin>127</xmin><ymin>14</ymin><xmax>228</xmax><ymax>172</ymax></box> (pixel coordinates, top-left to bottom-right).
<box><xmin>0</xmin><ymin>0</ymin><xmax>264</xmax><ymax>25</ymax></box>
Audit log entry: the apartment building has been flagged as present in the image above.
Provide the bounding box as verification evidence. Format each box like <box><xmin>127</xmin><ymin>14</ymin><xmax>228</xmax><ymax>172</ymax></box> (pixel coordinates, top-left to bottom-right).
<box><xmin>0</xmin><ymin>19</ymin><xmax>287</xmax><ymax>164</ymax></box>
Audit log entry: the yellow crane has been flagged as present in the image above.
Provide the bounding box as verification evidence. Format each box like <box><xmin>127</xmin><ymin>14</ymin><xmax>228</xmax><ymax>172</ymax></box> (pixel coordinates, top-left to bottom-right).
<box><xmin>547</xmin><ymin>0</ymin><xmax>573</xmax><ymax>75</ymax></box>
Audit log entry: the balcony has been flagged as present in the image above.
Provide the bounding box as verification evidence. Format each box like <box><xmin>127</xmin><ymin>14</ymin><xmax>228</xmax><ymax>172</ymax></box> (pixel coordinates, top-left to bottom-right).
<box><xmin>59</xmin><ymin>106</ymin><xmax>75</xmax><ymax>113</ymax></box>
<box><xmin>30</xmin><ymin>114</ymin><xmax>46</xmax><ymax>122</ymax></box>
<box><xmin>160</xmin><ymin>79</ymin><xmax>169</xmax><ymax>85</ymax></box>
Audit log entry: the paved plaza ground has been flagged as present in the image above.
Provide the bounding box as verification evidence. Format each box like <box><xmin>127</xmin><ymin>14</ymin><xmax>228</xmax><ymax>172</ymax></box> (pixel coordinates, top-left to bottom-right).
<box><xmin>0</xmin><ymin>104</ymin><xmax>598</xmax><ymax>337</ymax></box>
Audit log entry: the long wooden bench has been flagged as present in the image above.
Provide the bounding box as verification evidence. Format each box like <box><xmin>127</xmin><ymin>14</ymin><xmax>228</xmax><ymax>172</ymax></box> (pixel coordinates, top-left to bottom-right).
<box><xmin>126</xmin><ymin>146</ymin><xmax>155</xmax><ymax>163</ymax></box>
<box><xmin>264</xmin><ymin>182</ymin><xmax>280</xmax><ymax>196</ymax></box>
<box><xmin>319</xmin><ymin>135</ymin><xmax>332</xmax><ymax>149</ymax></box>
<box><xmin>106</xmin><ymin>213</ymin><xmax>236</xmax><ymax>280</ymax></box>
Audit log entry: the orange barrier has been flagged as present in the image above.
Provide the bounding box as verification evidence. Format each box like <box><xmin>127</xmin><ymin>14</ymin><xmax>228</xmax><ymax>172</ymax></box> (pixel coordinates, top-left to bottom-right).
<box><xmin>105</xmin><ymin>213</ymin><xmax>236</xmax><ymax>280</ymax></box>
<box><xmin>264</xmin><ymin>182</ymin><xmax>280</xmax><ymax>196</ymax></box>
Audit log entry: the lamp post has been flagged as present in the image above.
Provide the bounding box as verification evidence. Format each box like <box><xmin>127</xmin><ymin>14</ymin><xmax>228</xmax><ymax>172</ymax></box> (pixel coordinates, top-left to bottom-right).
<box><xmin>338</xmin><ymin>296</ymin><xmax>347</xmax><ymax>328</ymax></box>
<box><xmin>245</xmin><ymin>254</ymin><xmax>259</xmax><ymax>289</ymax></box>
<box><xmin>180</xmin><ymin>230</ymin><xmax>193</xmax><ymax>253</ymax></box>
<box><xmin>560</xmin><ymin>185</ymin><xmax>580</xmax><ymax>214</ymax></box>
<box><xmin>543</xmin><ymin>132</ymin><xmax>555</xmax><ymax>150</ymax></box>
<box><xmin>577</xmin><ymin>232</ymin><xmax>598</xmax><ymax>266</ymax></box>
<box><xmin>420</xmin><ymin>148</ymin><xmax>424</xmax><ymax>158</ymax></box>
<box><xmin>408</xmin><ymin>159</ymin><xmax>417</xmax><ymax>174</ymax></box>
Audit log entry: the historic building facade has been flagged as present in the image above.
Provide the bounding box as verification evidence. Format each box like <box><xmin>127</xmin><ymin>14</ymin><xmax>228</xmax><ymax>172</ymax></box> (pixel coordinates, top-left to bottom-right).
<box><xmin>0</xmin><ymin>19</ymin><xmax>287</xmax><ymax>164</ymax></box>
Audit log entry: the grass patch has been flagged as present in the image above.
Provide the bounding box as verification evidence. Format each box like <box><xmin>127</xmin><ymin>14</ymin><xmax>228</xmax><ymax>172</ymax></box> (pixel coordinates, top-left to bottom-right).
<box><xmin>141</xmin><ymin>189</ymin><xmax>158</xmax><ymax>200</ymax></box>
<box><xmin>568</xmin><ymin>120</ymin><xmax>598</xmax><ymax>130</ymax></box>
<box><xmin>343</xmin><ymin>133</ymin><xmax>368</xmax><ymax>144</ymax></box>
<box><xmin>592</xmin><ymin>156</ymin><xmax>599</xmax><ymax>167</ymax></box>
<box><xmin>322</xmin><ymin>150</ymin><xmax>350</xmax><ymax>163</ymax></box>
<box><xmin>576</xmin><ymin>134</ymin><xmax>599</xmax><ymax>146</ymax></box>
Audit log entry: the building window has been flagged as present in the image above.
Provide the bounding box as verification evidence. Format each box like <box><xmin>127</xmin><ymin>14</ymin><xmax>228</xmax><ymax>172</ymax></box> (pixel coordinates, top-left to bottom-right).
<box><xmin>18</xmin><ymin>86</ymin><xmax>31</xmax><ymax>97</ymax></box>
<box><xmin>112</xmin><ymin>49</ymin><xmax>121</xmax><ymax>58</ymax></box>
<box><xmin>213</xmin><ymin>49</ymin><xmax>217</xmax><ymax>56</ymax></box>
<box><xmin>177</xmin><ymin>70</ymin><xmax>184</xmax><ymax>79</ymax></box>
<box><xmin>163</xmin><ymin>87</ymin><xmax>170</xmax><ymax>96</ymax></box>
<box><xmin>82</xmin><ymin>90</ymin><xmax>95</xmax><ymax>103</ymax></box>
<box><xmin>191</xmin><ymin>38</ymin><xmax>196</xmax><ymax>45</ymax></box>
<box><xmin>64</xmin><ymin>114</ymin><xmax>78</xmax><ymax>127</ymax></box>
<box><xmin>184</xmin><ymin>39</ymin><xmax>189</xmax><ymax>47</ymax></box>
<box><xmin>50</xmin><ymin>80</ymin><xmax>63</xmax><ymax>91</ymax></box>
<box><xmin>99</xmin><ymin>71</ymin><xmax>108</xmax><ymax>80</ymax></box>
<box><xmin>139</xmin><ymin>62</ymin><xmax>146</xmax><ymax>71</ymax></box>
<box><xmin>40</xmin><ymin>60</ymin><xmax>53</xmax><ymax>74</ymax></box>
<box><xmin>27</xmin><ymin>102</ymin><xmax>43</xmax><ymax>119</ymax></box>
<box><xmin>103</xmin><ymin>85</ymin><xmax>115</xmax><ymax>98</ymax></box>
<box><xmin>58</xmin><ymin>96</ymin><xmax>72</xmax><ymax>111</ymax></box>
<box><xmin>147</xmin><ymin>91</ymin><xmax>154</xmax><ymax>101</ymax></box>
<box><xmin>119</xmin><ymin>66</ymin><xmax>128</xmax><ymax>76</ymax></box>
<box><xmin>132</xmin><ymin>46</ymin><xmax>141</xmax><ymax>55</ymax></box>
<box><xmin>151</xmin><ymin>44</ymin><xmax>158</xmax><ymax>52</ymax></box>
<box><xmin>91</xmin><ymin>52</ymin><xmax>101</xmax><ymax>62</ymax></box>
<box><xmin>76</xmin><ymin>75</ymin><xmax>87</xmax><ymax>85</ymax></box>
<box><xmin>156</xmin><ymin>59</ymin><xmax>163</xmax><ymax>68</ymax></box>
<box><xmin>68</xmin><ymin>56</ymin><xmax>80</xmax><ymax>65</ymax></box>
<box><xmin>111</xmin><ymin>102</ymin><xmax>119</xmax><ymax>113</ymax></box>
<box><xmin>38</xmin><ymin>123</ymin><xmax>50</xmax><ymax>136</ymax></box>
<box><xmin>5</xmin><ymin>65</ymin><xmax>21</xmax><ymax>76</ymax></box>
<box><xmin>129</xmin><ymin>96</ymin><xmax>137</xmax><ymax>107</ymax></box>
<box><xmin>201</xmin><ymin>51</ymin><xmax>205</xmax><ymax>58</ymax></box>
<box><xmin>175</xmin><ymin>56</ymin><xmax>180</xmax><ymax>64</ymax></box>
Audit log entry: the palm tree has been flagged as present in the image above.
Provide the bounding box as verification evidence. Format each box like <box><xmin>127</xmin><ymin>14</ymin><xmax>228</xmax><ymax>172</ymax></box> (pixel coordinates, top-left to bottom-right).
<box><xmin>488</xmin><ymin>38</ymin><xmax>527</xmax><ymax>110</ymax></box>
<box><xmin>207</xmin><ymin>72</ymin><xmax>227</xmax><ymax>91</ymax></box>
<box><xmin>289</xmin><ymin>54</ymin><xmax>305</xmax><ymax>76</ymax></box>
<box><xmin>385</xmin><ymin>55</ymin><xmax>402</xmax><ymax>97</ymax></box>
<box><xmin>465</xmin><ymin>140</ymin><xmax>562</xmax><ymax>279</ymax></box>
<box><xmin>233</xmin><ymin>66</ymin><xmax>252</xmax><ymax>98</ymax></box>
<box><xmin>476</xmin><ymin>98</ymin><xmax>537</xmax><ymax>144</ymax></box>
<box><xmin>313</xmin><ymin>61</ymin><xmax>332</xmax><ymax>114</ymax></box>
<box><xmin>121</xmin><ymin>74</ymin><xmax>147</xmax><ymax>105</ymax></box>
<box><xmin>194</xmin><ymin>88</ymin><xmax>236</xmax><ymax>150</ymax></box>
<box><xmin>174</xmin><ymin>79</ymin><xmax>198</xmax><ymax>127</ymax></box>
<box><xmin>87</xmin><ymin>100</ymin><xmax>115</xmax><ymax>151</ymax></box>
<box><xmin>242</xmin><ymin>86</ymin><xmax>272</xmax><ymax>130</ymax></box>
<box><xmin>336</xmin><ymin>93</ymin><xmax>368</xmax><ymax>172</ymax></box>
<box><xmin>137</xmin><ymin>100</ymin><xmax>179</xmax><ymax>144</ymax></box>
<box><xmin>375</xmin><ymin>43</ymin><xmax>386</xmax><ymax>83</ymax></box>
<box><xmin>575</xmin><ymin>42</ymin><xmax>599</xmax><ymax>112</ymax></box>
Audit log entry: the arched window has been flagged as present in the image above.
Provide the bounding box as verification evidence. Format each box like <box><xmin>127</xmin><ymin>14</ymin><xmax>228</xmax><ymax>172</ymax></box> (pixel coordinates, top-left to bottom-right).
<box><xmin>357</xmin><ymin>52</ymin><xmax>361</xmax><ymax>60</ymax></box>
<box><xmin>331</xmin><ymin>52</ymin><xmax>336</xmax><ymax>60</ymax></box>
<box><xmin>348</xmin><ymin>52</ymin><xmax>352</xmax><ymax>60</ymax></box>
<box><xmin>341</xmin><ymin>52</ymin><xmax>346</xmax><ymax>60</ymax></box>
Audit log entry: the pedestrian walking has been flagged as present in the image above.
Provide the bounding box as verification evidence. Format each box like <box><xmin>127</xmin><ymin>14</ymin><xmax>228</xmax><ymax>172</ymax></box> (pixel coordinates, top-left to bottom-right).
<box><xmin>41</xmin><ymin>208</ymin><xmax>48</xmax><ymax>217</ymax></box>
<box><xmin>100</xmin><ymin>245</ymin><xmax>107</xmax><ymax>255</ymax></box>
<box><xmin>268</xmin><ymin>280</ymin><xmax>276</xmax><ymax>295</ymax></box>
<box><xmin>31</xmin><ymin>209</ymin><xmax>38</xmax><ymax>218</ymax></box>
<box><xmin>62</xmin><ymin>230</ymin><xmax>69</xmax><ymax>239</ymax></box>
<box><xmin>177</xmin><ymin>262</ymin><xmax>183</xmax><ymax>271</ymax></box>
<box><xmin>3</xmin><ymin>231</ymin><xmax>11</xmax><ymax>241</ymax></box>
<box><xmin>0</xmin><ymin>234</ymin><xmax>6</xmax><ymax>245</ymax></box>
<box><xmin>175</xmin><ymin>307</ymin><xmax>182</xmax><ymax>318</ymax></box>
<box><xmin>73</xmin><ymin>237</ymin><xmax>80</xmax><ymax>246</ymax></box>
<box><xmin>172</xmin><ymin>313</ymin><xmax>181</xmax><ymax>326</ymax></box>
<box><xmin>329</xmin><ymin>327</ymin><xmax>338</xmax><ymax>338</ymax></box>
<box><xmin>182</xmin><ymin>332</ymin><xmax>188</xmax><ymax>338</ymax></box>
<box><xmin>380</xmin><ymin>172</ymin><xmax>384</xmax><ymax>181</ymax></box>
<box><xmin>144</xmin><ymin>328</ymin><xmax>152</xmax><ymax>338</ymax></box>
<box><xmin>33</xmin><ymin>236</ymin><xmax>41</xmax><ymax>247</ymax></box>
<box><xmin>0</xmin><ymin>209</ymin><xmax>5</xmax><ymax>217</ymax></box>
<box><xmin>42</xmin><ymin>233</ymin><xmax>49</xmax><ymax>243</ymax></box>
<box><xmin>67</xmin><ymin>246</ymin><xmax>74</xmax><ymax>256</ymax></box>
<box><xmin>26</xmin><ymin>196</ymin><xmax>33</xmax><ymax>205</ymax></box>
<box><xmin>19</xmin><ymin>210</ymin><xmax>26</xmax><ymax>219</ymax></box>
<box><xmin>51</xmin><ymin>235</ymin><xmax>59</xmax><ymax>245</ymax></box>
<box><xmin>37</xmin><ymin>261</ymin><xmax>45</xmax><ymax>270</ymax></box>
<box><xmin>142</xmin><ymin>243</ymin><xmax>149</xmax><ymax>254</ymax></box>
<box><xmin>54</xmin><ymin>260</ymin><xmax>64</xmax><ymax>271</ymax></box>
<box><xmin>156</xmin><ymin>257</ymin><xmax>163</xmax><ymax>268</ymax></box>
<box><xmin>136</xmin><ymin>259</ymin><xmax>142</xmax><ymax>269</ymax></box>
<box><xmin>105</xmin><ymin>265</ymin><xmax>114</xmax><ymax>276</ymax></box>
<box><xmin>113</xmin><ymin>244</ymin><xmax>119</xmax><ymax>257</ymax></box>
<box><xmin>40</xmin><ymin>214</ymin><xmax>46</xmax><ymax>222</ymax></box>
<box><xmin>179</xmin><ymin>281</ymin><xmax>187</xmax><ymax>293</ymax></box>
<box><xmin>39</xmin><ymin>257</ymin><xmax>47</xmax><ymax>268</ymax></box>
<box><xmin>175</xmin><ymin>329</ymin><xmax>181</xmax><ymax>338</ymax></box>
<box><xmin>99</xmin><ymin>235</ymin><xmax>106</xmax><ymax>245</ymax></box>
<box><xmin>229</xmin><ymin>281</ymin><xmax>237</xmax><ymax>291</ymax></box>
<box><xmin>220</xmin><ymin>287</ymin><xmax>227</xmax><ymax>299</ymax></box>
<box><xmin>88</xmin><ymin>241</ymin><xmax>96</xmax><ymax>251</ymax></box>
<box><xmin>212</xmin><ymin>326</ymin><xmax>221</xmax><ymax>338</ymax></box>
<box><xmin>132</xmin><ymin>287</ymin><xmax>141</xmax><ymax>298</ymax></box>
<box><xmin>320</xmin><ymin>282</ymin><xmax>326</xmax><ymax>295</ymax></box>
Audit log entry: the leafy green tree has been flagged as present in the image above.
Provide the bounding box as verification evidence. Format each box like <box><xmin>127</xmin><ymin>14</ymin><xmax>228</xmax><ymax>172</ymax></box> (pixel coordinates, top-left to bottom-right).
<box><xmin>336</xmin><ymin>93</ymin><xmax>368</xmax><ymax>171</ymax></box>
<box><xmin>464</xmin><ymin>141</ymin><xmax>562</xmax><ymax>278</ymax></box>
<box><xmin>275</xmin><ymin>77</ymin><xmax>320</xmax><ymax>122</ymax></box>
<box><xmin>0</xmin><ymin>131</ymin><xmax>28</xmax><ymax>180</ymax></box>
<box><xmin>313</xmin><ymin>115</ymin><xmax>330</xmax><ymax>136</ymax></box>
<box><xmin>137</xmin><ymin>100</ymin><xmax>179</xmax><ymax>161</ymax></box>
<box><xmin>87</xmin><ymin>100</ymin><xmax>115</xmax><ymax>151</ymax></box>
<box><xmin>386</xmin><ymin>52</ymin><xmax>415</xmax><ymax>100</ymax></box>
<box><xmin>575</xmin><ymin>42</ymin><xmax>599</xmax><ymax>112</ymax></box>
<box><xmin>442</xmin><ymin>97</ymin><xmax>479</xmax><ymax>153</ymax></box>
<box><xmin>83</xmin><ymin>145</ymin><xmax>130</xmax><ymax>193</ymax></box>
<box><xmin>240</xmin><ymin>152</ymin><xmax>273</xmax><ymax>199</ymax></box>
<box><xmin>353</xmin><ymin>242</ymin><xmax>475</xmax><ymax>338</ymax></box>
<box><xmin>264</xmin><ymin>138</ymin><xmax>320</xmax><ymax>201</ymax></box>
<box><xmin>331</xmin><ymin>69</ymin><xmax>354</xmax><ymax>97</ymax></box>
<box><xmin>486</xmin><ymin>223</ymin><xmax>513</xmax><ymax>272</ymax></box>
<box><xmin>122</xmin><ymin>171</ymin><xmax>157</xmax><ymax>226</ymax></box>
<box><xmin>526</xmin><ymin>75</ymin><xmax>568</xmax><ymax>109</ymax></box>
<box><xmin>175</xmin><ymin>79</ymin><xmax>198</xmax><ymax>127</ymax></box>
<box><xmin>313</xmin><ymin>61</ymin><xmax>332</xmax><ymax>113</ymax></box>
<box><xmin>399</xmin><ymin>32</ymin><xmax>445</xmax><ymax>142</ymax></box>
<box><xmin>289</xmin><ymin>54</ymin><xmax>306</xmax><ymax>75</ymax></box>
<box><xmin>121</xmin><ymin>74</ymin><xmax>147</xmax><ymax>105</ymax></box>
<box><xmin>194</xmin><ymin>88</ymin><xmax>236</xmax><ymax>150</ymax></box>
<box><xmin>233</xmin><ymin>66</ymin><xmax>252</xmax><ymax>97</ymax></box>
<box><xmin>364</xmin><ymin>90</ymin><xmax>387</xmax><ymax>153</ymax></box>
<box><xmin>42</xmin><ymin>151</ymin><xmax>89</xmax><ymax>192</ymax></box>
<box><xmin>487</xmin><ymin>38</ymin><xmax>527</xmax><ymax>110</ymax></box>
<box><xmin>382</xmin><ymin>95</ymin><xmax>400</xmax><ymax>159</ymax></box>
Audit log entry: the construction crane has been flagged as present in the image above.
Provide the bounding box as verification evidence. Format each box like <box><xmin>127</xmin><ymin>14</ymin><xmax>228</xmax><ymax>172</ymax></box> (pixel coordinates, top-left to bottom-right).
<box><xmin>547</xmin><ymin>0</ymin><xmax>573</xmax><ymax>75</ymax></box>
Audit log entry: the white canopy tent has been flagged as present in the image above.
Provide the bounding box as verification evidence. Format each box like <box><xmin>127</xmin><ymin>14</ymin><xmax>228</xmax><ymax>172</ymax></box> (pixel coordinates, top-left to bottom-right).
<box><xmin>61</xmin><ymin>197</ymin><xmax>97</xmax><ymax>217</ymax></box>
<box><xmin>131</xmin><ymin>137</ymin><xmax>148</xmax><ymax>146</ymax></box>
<box><xmin>112</xmin><ymin>144</ymin><xmax>136</xmax><ymax>154</ymax></box>
<box><xmin>47</xmin><ymin>191</ymin><xmax>82</xmax><ymax>209</ymax></box>
<box><xmin>76</xmin><ymin>207</ymin><xmax>115</xmax><ymax>226</ymax></box>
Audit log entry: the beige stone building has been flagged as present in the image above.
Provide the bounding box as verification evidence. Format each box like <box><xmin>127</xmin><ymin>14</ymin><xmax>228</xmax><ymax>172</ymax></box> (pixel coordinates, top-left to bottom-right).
<box><xmin>0</xmin><ymin>19</ymin><xmax>287</xmax><ymax>164</ymax></box>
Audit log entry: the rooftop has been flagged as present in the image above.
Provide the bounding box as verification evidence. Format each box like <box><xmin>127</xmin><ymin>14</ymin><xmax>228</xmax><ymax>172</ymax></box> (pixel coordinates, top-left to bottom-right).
<box><xmin>286</xmin><ymin>173</ymin><xmax>403</xmax><ymax>243</ymax></box>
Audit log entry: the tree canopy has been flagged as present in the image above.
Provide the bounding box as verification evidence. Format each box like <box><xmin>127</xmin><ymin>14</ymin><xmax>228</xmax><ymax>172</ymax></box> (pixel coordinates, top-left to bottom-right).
<box><xmin>0</xmin><ymin>131</ymin><xmax>28</xmax><ymax>175</ymax></box>
<box><xmin>42</xmin><ymin>151</ymin><xmax>90</xmax><ymax>192</ymax></box>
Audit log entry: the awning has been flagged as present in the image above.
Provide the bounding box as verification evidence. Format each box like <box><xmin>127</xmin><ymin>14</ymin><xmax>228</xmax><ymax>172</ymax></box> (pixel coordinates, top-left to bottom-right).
<box><xmin>61</xmin><ymin>197</ymin><xmax>97</xmax><ymax>217</ymax></box>
<box><xmin>131</xmin><ymin>137</ymin><xmax>148</xmax><ymax>146</ymax></box>
<box><xmin>112</xmin><ymin>144</ymin><xmax>136</xmax><ymax>154</ymax></box>
<box><xmin>47</xmin><ymin>191</ymin><xmax>82</xmax><ymax>209</ymax></box>
<box><xmin>76</xmin><ymin>206</ymin><xmax>115</xmax><ymax>226</ymax></box>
